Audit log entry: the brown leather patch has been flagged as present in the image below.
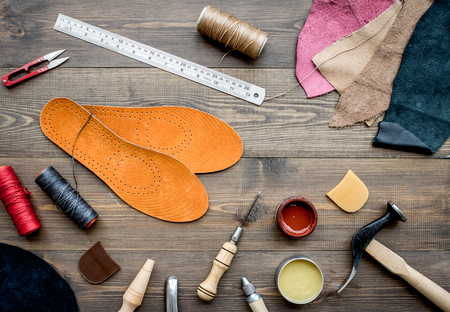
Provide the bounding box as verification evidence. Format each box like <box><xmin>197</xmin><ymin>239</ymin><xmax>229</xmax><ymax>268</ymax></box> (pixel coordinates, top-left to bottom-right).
<box><xmin>78</xmin><ymin>241</ymin><xmax>120</xmax><ymax>284</ymax></box>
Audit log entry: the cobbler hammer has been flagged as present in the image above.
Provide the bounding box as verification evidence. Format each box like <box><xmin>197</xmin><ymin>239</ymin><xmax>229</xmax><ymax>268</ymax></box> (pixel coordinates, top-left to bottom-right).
<box><xmin>339</xmin><ymin>201</ymin><xmax>450</xmax><ymax>311</ymax></box>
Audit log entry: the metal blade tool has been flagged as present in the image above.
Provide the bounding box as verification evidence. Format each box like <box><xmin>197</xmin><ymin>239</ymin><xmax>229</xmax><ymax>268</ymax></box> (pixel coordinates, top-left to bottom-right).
<box><xmin>2</xmin><ymin>49</ymin><xmax>69</xmax><ymax>87</ymax></box>
<box><xmin>197</xmin><ymin>192</ymin><xmax>261</xmax><ymax>301</ymax></box>
<box><xmin>53</xmin><ymin>14</ymin><xmax>265</xmax><ymax>105</ymax></box>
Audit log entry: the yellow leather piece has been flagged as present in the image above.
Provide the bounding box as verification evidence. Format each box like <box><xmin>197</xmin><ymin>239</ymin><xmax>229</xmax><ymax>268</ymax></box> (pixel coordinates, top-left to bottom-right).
<box><xmin>81</xmin><ymin>104</ymin><xmax>243</xmax><ymax>174</ymax></box>
<box><xmin>40</xmin><ymin>98</ymin><xmax>208</xmax><ymax>222</ymax></box>
<box><xmin>327</xmin><ymin>170</ymin><xmax>368</xmax><ymax>213</ymax></box>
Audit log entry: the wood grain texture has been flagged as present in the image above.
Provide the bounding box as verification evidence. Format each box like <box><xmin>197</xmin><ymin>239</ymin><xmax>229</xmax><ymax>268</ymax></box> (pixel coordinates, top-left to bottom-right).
<box><xmin>0</xmin><ymin>0</ymin><xmax>308</xmax><ymax>68</ymax></box>
<box><xmin>0</xmin><ymin>68</ymin><xmax>449</xmax><ymax>158</ymax></box>
<box><xmin>0</xmin><ymin>157</ymin><xmax>448</xmax><ymax>253</ymax></box>
<box><xmin>1</xmin><ymin>0</ymin><xmax>449</xmax><ymax>311</ymax></box>
<box><xmin>30</xmin><ymin>250</ymin><xmax>450</xmax><ymax>312</ymax></box>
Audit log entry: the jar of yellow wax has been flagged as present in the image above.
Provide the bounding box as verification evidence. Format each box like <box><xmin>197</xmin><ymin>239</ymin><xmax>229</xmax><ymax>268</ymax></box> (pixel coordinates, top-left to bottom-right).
<box><xmin>276</xmin><ymin>256</ymin><xmax>323</xmax><ymax>304</ymax></box>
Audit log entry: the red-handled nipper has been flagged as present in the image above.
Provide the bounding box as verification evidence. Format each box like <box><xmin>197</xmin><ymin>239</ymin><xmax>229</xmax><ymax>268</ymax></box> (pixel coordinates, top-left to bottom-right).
<box><xmin>2</xmin><ymin>50</ymin><xmax>69</xmax><ymax>87</ymax></box>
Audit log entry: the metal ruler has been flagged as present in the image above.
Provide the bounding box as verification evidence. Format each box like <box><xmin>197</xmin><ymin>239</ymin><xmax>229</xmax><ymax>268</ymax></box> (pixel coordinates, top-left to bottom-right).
<box><xmin>54</xmin><ymin>14</ymin><xmax>265</xmax><ymax>105</ymax></box>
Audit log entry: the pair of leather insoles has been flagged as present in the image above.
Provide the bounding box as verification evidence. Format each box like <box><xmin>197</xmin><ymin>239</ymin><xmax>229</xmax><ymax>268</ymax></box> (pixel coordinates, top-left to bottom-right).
<box><xmin>40</xmin><ymin>98</ymin><xmax>243</xmax><ymax>222</ymax></box>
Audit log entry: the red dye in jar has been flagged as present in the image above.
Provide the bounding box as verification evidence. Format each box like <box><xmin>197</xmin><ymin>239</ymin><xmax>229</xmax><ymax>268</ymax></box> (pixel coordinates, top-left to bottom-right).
<box><xmin>281</xmin><ymin>203</ymin><xmax>313</xmax><ymax>235</ymax></box>
<box><xmin>276</xmin><ymin>197</ymin><xmax>318</xmax><ymax>239</ymax></box>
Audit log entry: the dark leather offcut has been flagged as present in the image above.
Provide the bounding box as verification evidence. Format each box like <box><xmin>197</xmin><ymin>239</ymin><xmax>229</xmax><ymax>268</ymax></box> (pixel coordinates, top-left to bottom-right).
<box><xmin>374</xmin><ymin>0</ymin><xmax>450</xmax><ymax>154</ymax></box>
<box><xmin>78</xmin><ymin>241</ymin><xmax>121</xmax><ymax>284</ymax></box>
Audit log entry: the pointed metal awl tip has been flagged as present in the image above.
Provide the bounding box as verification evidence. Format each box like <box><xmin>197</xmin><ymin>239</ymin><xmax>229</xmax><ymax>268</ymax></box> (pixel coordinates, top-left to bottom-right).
<box><xmin>240</xmin><ymin>191</ymin><xmax>261</xmax><ymax>227</ymax></box>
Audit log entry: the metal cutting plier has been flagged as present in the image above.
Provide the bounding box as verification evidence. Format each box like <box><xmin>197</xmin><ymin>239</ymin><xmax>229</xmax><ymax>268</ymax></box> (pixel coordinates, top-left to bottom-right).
<box><xmin>2</xmin><ymin>49</ymin><xmax>69</xmax><ymax>87</ymax></box>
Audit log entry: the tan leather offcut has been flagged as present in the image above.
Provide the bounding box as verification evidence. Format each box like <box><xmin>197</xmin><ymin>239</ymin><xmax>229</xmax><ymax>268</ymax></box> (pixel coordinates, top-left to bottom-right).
<box><xmin>40</xmin><ymin>98</ymin><xmax>208</xmax><ymax>222</ymax></box>
<box><xmin>81</xmin><ymin>104</ymin><xmax>243</xmax><ymax>174</ymax></box>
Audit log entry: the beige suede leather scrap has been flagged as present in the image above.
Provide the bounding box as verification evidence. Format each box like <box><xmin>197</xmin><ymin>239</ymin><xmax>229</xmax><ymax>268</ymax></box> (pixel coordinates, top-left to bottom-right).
<box><xmin>329</xmin><ymin>0</ymin><xmax>434</xmax><ymax>128</ymax></box>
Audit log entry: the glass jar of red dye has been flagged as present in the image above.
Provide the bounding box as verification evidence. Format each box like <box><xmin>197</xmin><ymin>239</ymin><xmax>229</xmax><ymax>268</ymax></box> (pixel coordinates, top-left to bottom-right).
<box><xmin>276</xmin><ymin>197</ymin><xmax>318</xmax><ymax>238</ymax></box>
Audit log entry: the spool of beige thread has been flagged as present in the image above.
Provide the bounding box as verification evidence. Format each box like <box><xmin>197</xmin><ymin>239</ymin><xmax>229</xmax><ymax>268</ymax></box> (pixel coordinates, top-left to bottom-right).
<box><xmin>197</xmin><ymin>5</ymin><xmax>268</xmax><ymax>59</ymax></box>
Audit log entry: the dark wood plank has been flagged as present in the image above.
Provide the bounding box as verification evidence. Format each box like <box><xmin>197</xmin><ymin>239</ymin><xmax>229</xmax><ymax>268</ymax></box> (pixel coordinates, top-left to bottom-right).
<box><xmin>34</xmin><ymin>250</ymin><xmax>449</xmax><ymax>311</ymax></box>
<box><xmin>1</xmin><ymin>157</ymin><xmax>448</xmax><ymax>252</ymax></box>
<box><xmin>1</xmin><ymin>0</ymin><xmax>449</xmax><ymax>311</ymax></box>
<box><xmin>0</xmin><ymin>0</ymin><xmax>309</xmax><ymax>68</ymax></box>
<box><xmin>1</xmin><ymin>68</ymin><xmax>449</xmax><ymax>158</ymax></box>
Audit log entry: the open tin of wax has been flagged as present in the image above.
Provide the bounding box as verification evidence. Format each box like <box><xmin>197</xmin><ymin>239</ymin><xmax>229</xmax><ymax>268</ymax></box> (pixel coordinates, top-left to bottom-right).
<box><xmin>276</xmin><ymin>256</ymin><xmax>324</xmax><ymax>304</ymax></box>
<box><xmin>276</xmin><ymin>196</ymin><xmax>318</xmax><ymax>238</ymax></box>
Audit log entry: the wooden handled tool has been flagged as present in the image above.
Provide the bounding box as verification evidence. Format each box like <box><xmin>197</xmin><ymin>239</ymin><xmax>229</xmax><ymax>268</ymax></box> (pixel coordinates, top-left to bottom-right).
<box><xmin>339</xmin><ymin>201</ymin><xmax>407</xmax><ymax>293</ymax></box>
<box><xmin>118</xmin><ymin>259</ymin><xmax>155</xmax><ymax>312</ymax></box>
<box><xmin>366</xmin><ymin>239</ymin><xmax>450</xmax><ymax>312</ymax></box>
<box><xmin>197</xmin><ymin>192</ymin><xmax>261</xmax><ymax>301</ymax></box>
<box><xmin>242</xmin><ymin>277</ymin><xmax>269</xmax><ymax>312</ymax></box>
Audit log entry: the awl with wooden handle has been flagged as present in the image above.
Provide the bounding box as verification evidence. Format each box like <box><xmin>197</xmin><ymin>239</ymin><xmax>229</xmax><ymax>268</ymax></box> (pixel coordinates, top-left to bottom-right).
<box><xmin>197</xmin><ymin>192</ymin><xmax>261</xmax><ymax>301</ymax></box>
<box><xmin>366</xmin><ymin>239</ymin><xmax>450</xmax><ymax>312</ymax></box>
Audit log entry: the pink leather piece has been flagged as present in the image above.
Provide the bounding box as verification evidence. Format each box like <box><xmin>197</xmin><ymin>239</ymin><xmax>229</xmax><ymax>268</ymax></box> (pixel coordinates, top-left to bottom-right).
<box><xmin>296</xmin><ymin>0</ymin><xmax>396</xmax><ymax>98</ymax></box>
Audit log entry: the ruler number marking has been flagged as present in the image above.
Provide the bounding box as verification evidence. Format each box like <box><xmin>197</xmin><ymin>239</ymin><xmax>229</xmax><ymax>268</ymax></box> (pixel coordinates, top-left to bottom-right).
<box><xmin>55</xmin><ymin>15</ymin><xmax>264</xmax><ymax>104</ymax></box>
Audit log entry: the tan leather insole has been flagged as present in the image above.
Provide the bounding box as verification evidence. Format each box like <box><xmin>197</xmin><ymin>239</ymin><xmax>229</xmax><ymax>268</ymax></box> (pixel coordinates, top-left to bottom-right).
<box><xmin>40</xmin><ymin>98</ymin><xmax>208</xmax><ymax>222</ymax></box>
<box><xmin>81</xmin><ymin>104</ymin><xmax>243</xmax><ymax>174</ymax></box>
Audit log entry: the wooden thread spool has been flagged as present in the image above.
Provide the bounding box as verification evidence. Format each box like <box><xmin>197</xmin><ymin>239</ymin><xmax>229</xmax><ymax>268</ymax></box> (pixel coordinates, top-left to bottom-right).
<box><xmin>197</xmin><ymin>5</ymin><xmax>268</xmax><ymax>59</ymax></box>
<box><xmin>118</xmin><ymin>259</ymin><xmax>155</xmax><ymax>312</ymax></box>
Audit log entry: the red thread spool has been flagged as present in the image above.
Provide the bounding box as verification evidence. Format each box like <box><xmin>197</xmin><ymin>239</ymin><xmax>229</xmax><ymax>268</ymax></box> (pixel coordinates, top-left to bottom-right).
<box><xmin>276</xmin><ymin>197</ymin><xmax>317</xmax><ymax>239</ymax></box>
<box><xmin>0</xmin><ymin>166</ymin><xmax>41</xmax><ymax>236</ymax></box>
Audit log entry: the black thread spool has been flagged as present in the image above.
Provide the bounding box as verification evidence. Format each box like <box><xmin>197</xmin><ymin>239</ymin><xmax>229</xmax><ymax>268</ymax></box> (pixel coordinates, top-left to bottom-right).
<box><xmin>35</xmin><ymin>166</ymin><xmax>98</xmax><ymax>229</ymax></box>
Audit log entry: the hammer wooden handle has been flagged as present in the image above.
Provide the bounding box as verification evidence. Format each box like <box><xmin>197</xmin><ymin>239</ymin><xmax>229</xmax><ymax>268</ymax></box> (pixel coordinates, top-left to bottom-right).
<box><xmin>197</xmin><ymin>241</ymin><xmax>237</xmax><ymax>301</ymax></box>
<box><xmin>366</xmin><ymin>239</ymin><xmax>450</xmax><ymax>312</ymax></box>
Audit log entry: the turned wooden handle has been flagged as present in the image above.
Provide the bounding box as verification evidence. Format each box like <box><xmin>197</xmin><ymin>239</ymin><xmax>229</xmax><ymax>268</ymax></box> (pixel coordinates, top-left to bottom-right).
<box><xmin>118</xmin><ymin>259</ymin><xmax>155</xmax><ymax>312</ymax></box>
<box><xmin>366</xmin><ymin>239</ymin><xmax>450</xmax><ymax>312</ymax></box>
<box><xmin>197</xmin><ymin>241</ymin><xmax>237</xmax><ymax>301</ymax></box>
<box><xmin>249</xmin><ymin>297</ymin><xmax>269</xmax><ymax>312</ymax></box>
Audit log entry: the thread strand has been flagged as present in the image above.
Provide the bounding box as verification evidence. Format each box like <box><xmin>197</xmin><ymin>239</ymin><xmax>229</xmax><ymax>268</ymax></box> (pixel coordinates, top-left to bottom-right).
<box><xmin>264</xmin><ymin>66</ymin><xmax>320</xmax><ymax>102</ymax></box>
<box><xmin>72</xmin><ymin>87</ymin><xmax>95</xmax><ymax>190</ymax></box>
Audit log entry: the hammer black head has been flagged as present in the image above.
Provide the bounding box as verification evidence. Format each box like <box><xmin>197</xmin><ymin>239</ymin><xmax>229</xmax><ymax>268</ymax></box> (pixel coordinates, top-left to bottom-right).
<box><xmin>338</xmin><ymin>201</ymin><xmax>406</xmax><ymax>293</ymax></box>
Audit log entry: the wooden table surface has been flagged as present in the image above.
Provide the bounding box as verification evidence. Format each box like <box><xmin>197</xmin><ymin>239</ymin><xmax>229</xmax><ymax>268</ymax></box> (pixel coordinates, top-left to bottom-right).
<box><xmin>1</xmin><ymin>1</ymin><xmax>449</xmax><ymax>311</ymax></box>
